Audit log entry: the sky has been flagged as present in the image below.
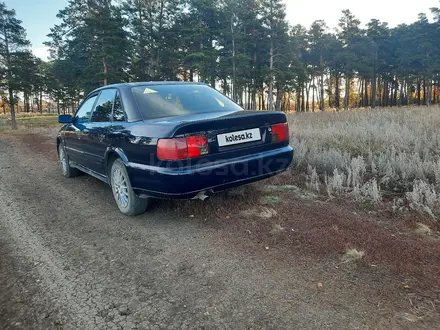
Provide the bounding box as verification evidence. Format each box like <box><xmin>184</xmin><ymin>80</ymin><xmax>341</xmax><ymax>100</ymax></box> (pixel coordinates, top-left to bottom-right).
<box><xmin>4</xmin><ymin>0</ymin><xmax>440</xmax><ymax>61</ymax></box>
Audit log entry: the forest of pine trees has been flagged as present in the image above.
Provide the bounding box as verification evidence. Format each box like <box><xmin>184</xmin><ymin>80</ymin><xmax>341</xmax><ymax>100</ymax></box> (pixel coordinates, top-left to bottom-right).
<box><xmin>3</xmin><ymin>0</ymin><xmax>440</xmax><ymax>121</ymax></box>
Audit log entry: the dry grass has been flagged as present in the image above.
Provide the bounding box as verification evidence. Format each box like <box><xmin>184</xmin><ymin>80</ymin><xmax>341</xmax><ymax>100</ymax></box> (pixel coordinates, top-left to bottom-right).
<box><xmin>240</xmin><ymin>206</ymin><xmax>277</xmax><ymax>219</ymax></box>
<box><xmin>341</xmin><ymin>248</ymin><xmax>365</xmax><ymax>263</ymax></box>
<box><xmin>270</xmin><ymin>223</ymin><xmax>285</xmax><ymax>235</ymax></box>
<box><xmin>415</xmin><ymin>223</ymin><xmax>434</xmax><ymax>236</ymax></box>
<box><xmin>0</xmin><ymin>113</ymin><xmax>59</xmax><ymax>131</ymax></box>
<box><xmin>288</xmin><ymin>106</ymin><xmax>440</xmax><ymax>218</ymax></box>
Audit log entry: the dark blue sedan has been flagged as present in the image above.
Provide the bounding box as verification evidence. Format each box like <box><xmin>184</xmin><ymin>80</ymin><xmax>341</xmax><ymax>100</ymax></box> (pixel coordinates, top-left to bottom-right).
<box><xmin>57</xmin><ymin>82</ymin><xmax>293</xmax><ymax>215</ymax></box>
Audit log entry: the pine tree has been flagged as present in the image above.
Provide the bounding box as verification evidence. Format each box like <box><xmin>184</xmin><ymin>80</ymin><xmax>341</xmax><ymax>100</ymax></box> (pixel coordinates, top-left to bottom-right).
<box><xmin>46</xmin><ymin>0</ymin><xmax>129</xmax><ymax>95</ymax></box>
<box><xmin>260</xmin><ymin>0</ymin><xmax>288</xmax><ymax>111</ymax></box>
<box><xmin>0</xmin><ymin>2</ymin><xmax>31</xmax><ymax>129</ymax></box>
<box><xmin>337</xmin><ymin>9</ymin><xmax>361</xmax><ymax>110</ymax></box>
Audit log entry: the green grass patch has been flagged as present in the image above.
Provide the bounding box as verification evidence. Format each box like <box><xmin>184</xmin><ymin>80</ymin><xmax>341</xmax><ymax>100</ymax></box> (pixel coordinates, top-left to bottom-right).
<box><xmin>260</xmin><ymin>195</ymin><xmax>281</xmax><ymax>205</ymax></box>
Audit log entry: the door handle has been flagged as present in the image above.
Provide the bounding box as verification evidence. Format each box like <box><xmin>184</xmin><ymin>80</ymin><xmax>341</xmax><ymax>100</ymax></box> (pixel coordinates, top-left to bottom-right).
<box><xmin>83</xmin><ymin>129</ymin><xmax>90</xmax><ymax>133</ymax></box>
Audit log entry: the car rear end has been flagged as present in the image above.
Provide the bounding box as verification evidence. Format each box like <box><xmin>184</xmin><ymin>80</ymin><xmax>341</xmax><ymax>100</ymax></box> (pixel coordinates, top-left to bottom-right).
<box><xmin>126</xmin><ymin>84</ymin><xmax>294</xmax><ymax>198</ymax></box>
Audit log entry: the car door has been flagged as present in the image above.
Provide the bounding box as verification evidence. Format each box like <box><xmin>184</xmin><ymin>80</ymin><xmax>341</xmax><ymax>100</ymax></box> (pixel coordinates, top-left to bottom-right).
<box><xmin>63</xmin><ymin>94</ymin><xmax>98</xmax><ymax>166</ymax></box>
<box><xmin>81</xmin><ymin>89</ymin><xmax>117</xmax><ymax>174</ymax></box>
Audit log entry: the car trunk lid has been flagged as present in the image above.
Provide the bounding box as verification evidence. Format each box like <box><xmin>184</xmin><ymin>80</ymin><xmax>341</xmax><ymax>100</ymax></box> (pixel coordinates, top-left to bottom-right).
<box><xmin>170</xmin><ymin>110</ymin><xmax>288</xmax><ymax>158</ymax></box>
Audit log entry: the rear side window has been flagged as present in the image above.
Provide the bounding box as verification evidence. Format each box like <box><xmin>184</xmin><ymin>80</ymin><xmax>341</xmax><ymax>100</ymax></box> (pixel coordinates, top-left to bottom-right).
<box><xmin>113</xmin><ymin>91</ymin><xmax>125</xmax><ymax>122</ymax></box>
<box><xmin>75</xmin><ymin>96</ymin><xmax>97</xmax><ymax>124</ymax></box>
<box><xmin>91</xmin><ymin>89</ymin><xmax>117</xmax><ymax>122</ymax></box>
<box><xmin>131</xmin><ymin>84</ymin><xmax>242</xmax><ymax>119</ymax></box>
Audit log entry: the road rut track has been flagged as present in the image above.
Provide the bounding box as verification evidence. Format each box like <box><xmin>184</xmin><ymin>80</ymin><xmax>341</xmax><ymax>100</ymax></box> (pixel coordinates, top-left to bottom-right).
<box><xmin>0</xmin><ymin>133</ymin><xmax>434</xmax><ymax>329</ymax></box>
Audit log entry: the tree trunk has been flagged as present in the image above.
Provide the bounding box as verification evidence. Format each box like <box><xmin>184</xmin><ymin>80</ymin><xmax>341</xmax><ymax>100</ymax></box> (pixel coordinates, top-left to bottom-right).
<box><xmin>103</xmin><ymin>57</ymin><xmax>108</xmax><ymax>86</ymax></box>
<box><xmin>9</xmin><ymin>88</ymin><xmax>17</xmax><ymax>130</ymax></box>
<box><xmin>284</xmin><ymin>93</ymin><xmax>288</xmax><ymax>112</ymax></box>
<box><xmin>328</xmin><ymin>73</ymin><xmax>333</xmax><ymax>108</ymax></box>
<box><xmin>335</xmin><ymin>74</ymin><xmax>340</xmax><ymax>110</ymax></box>
<box><xmin>312</xmin><ymin>80</ymin><xmax>315</xmax><ymax>112</ymax></box>
<box><xmin>359</xmin><ymin>79</ymin><xmax>364</xmax><ymax>107</ymax></box>
<box><xmin>268</xmin><ymin>40</ymin><xmax>274</xmax><ymax>111</ymax></box>
<box><xmin>231</xmin><ymin>15</ymin><xmax>236</xmax><ymax>102</ymax></box>
<box><xmin>378</xmin><ymin>76</ymin><xmax>382</xmax><ymax>106</ymax></box>
<box><xmin>301</xmin><ymin>84</ymin><xmax>305</xmax><ymax>112</ymax></box>
<box><xmin>383</xmin><ymin>81</ymin><xmax>388</xmax><ymax>106</ymax></box>
<box><xmin>319</xmin><ymin>55</ymin><xmax>325</xmax><ymax>111</ymax></box>
<box><xmin>276</xmin><ymin>86</ymin><xmax>283</xmax><ymax>112</ymax></box>
<box><xmin>434</xmin><ymin>80</ymin><xmax>440</xmax><ymax>104</ymax></box>
<box><xmin>39</xmin><ymin>90</ymin><xmax>43</xmax><ymax>113</ymax></box>
<box><xmin>320</xmin><ymin>73</ymin><xmax>325</xmax><ymax>111</ymax></box>
<box><xmin>210</xmin><ymin>38</ymin><xmax>216</xmax><ymax>88</ymax></box>
<box><xmin>306</xmin><ymin>81</ymin><xmax>310</xmax><ymax>112</ymax></box>
<box><xmin>344</xmin><ymin>76</ymin><xmax>350</xmax><ymax>110</ymax></box>
<box><xmin>371</xmin><ymin>73</ymin><xmax>377</xmax><ymax>108</ymax></box>
<box><xmin>4</xmin><ymin>21</ymin><xmax>17</xmax><ymax>129</ymax></box>
<box><xmin>400</xmin><ymin>80</ymin><xmax>404</xmax><ymax>106</ymax></box>
<box><xmin>417</xmin><ymin>76</ymin><xmax>421</xmax><ymax>106</ymax></box>
<box><xmin>423</xmin><ymin>77</ymin><xmax>427</xmax><ymax>105</ymax></box>
<box><xmin>364</xmin><ymin>79</ymin><xmax>369</xmax><ymax>107</ymax></box>
<box><xmin>24</xmin><ymin>91</ymin><xmax>28</xmax><ymax>112</ymax></box>
<box><xmin>426</xmin><ymin>78</ymin><xmax>432</xmax><ymax>106</ymax></box>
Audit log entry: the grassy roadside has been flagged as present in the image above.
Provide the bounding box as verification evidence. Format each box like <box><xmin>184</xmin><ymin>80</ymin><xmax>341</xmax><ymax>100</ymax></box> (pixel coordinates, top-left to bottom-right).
<box><xmin>288</xmin><ymin>106</ymin><xmax>440</xmax><ymax>219</ymax></box>
<box><xmin>0</xmin><ymin>113</ymin><xmax>59</xmax><ymax>131</ymax></box>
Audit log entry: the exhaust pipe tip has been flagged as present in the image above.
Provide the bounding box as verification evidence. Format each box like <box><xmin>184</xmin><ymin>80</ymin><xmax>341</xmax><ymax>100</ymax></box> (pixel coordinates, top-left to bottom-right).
<box><xmin>192</xmin><ymin>190</ymin><xmax>214</xmax><ymax>201</ymax></box>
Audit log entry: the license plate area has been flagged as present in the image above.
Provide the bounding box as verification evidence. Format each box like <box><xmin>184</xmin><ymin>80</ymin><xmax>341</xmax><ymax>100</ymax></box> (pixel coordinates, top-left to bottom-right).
<box><xmin>217</xmin><ymin>128</ymin><xmax>261</xmax><ymax>147</ymax></box>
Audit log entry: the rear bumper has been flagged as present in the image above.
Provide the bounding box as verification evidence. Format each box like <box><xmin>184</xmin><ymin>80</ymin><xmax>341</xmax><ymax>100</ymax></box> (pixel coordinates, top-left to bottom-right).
<box><xmin>127</xmin><ymin>145</ymin><xmax>293</xmax><ymax>199</ymax></box>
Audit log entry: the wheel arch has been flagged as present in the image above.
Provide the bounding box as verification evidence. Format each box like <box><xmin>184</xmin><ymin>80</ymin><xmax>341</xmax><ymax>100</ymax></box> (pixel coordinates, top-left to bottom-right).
<box><xmin>104</xmin><ymin>147</ymin><xmax>129</xmax><ymax>183</ymax></box>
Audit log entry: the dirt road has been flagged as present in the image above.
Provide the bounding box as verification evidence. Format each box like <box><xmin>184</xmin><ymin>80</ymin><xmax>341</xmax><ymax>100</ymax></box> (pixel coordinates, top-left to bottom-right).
<box><xmin>0</xmin><ymin>133</ymin><xmax>433</xmax><ymax>329</ymax></box>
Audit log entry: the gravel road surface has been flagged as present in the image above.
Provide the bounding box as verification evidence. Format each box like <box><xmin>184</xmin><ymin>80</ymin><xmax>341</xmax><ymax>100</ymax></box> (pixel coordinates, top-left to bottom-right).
<box><xmin>0</xmin><ymin>133</ymin><xmax>427</xmax><ymax>329</ymax></box>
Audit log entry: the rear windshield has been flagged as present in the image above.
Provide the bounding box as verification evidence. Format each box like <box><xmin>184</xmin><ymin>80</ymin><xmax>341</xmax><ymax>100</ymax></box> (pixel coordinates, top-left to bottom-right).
<box><xmin>131</xmin><ymin>84</ymin><xmax>242</xmax><ymax>119</ymax></box>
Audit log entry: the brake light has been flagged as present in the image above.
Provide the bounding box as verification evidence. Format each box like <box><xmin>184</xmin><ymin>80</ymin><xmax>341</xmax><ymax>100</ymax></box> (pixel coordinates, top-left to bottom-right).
<box><xmin>157</xmin><ymin>138</ymin><xmax>188</xmax><ymax>160</ymax></box>
<box><xmin>157</xmin><ymin>136</ymin><xmax>209</xmax><ymax>160</ymax></box>
<box><xmin>271</xmin><ymin>122</ymin><xmax>289</xmax><ymax>142</ymax></box>
<box><xmin>187</xmin><ymin>136</ymin><xmax>209</xmax><ymax>158</ymax></box>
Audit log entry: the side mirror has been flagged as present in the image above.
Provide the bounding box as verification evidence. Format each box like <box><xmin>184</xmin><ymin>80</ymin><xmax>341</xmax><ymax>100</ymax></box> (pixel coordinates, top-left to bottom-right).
<box><xmin>58</xmin><ymin>114</ymin><xmax>73</xmax><ymax>124</ymax></box>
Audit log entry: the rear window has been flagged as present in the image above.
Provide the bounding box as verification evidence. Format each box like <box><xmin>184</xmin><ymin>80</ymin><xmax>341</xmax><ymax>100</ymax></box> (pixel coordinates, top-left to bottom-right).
<box><xmin>131</xmin><ymin>84</ymin><xmax>242</xmax><ymax>119</ymax></box>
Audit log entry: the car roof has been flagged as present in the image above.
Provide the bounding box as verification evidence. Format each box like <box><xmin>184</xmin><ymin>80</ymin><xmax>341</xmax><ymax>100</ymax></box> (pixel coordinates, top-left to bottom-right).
<box><xmin>92</xmin><ymin>81</ymin><xmax>208</xmax><ymax>93</ymax></box>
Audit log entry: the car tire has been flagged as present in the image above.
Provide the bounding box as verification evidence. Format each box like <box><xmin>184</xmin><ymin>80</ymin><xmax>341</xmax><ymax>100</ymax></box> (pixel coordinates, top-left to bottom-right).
<box><xmin>110</xmin><ymin>158</ymin><xmax>148</xmax><ymax>216</ymax></box>
<box><xmin>58</xmin><ymin>143</ymin><xmax>79</xmax><ymax>178</ymax></box>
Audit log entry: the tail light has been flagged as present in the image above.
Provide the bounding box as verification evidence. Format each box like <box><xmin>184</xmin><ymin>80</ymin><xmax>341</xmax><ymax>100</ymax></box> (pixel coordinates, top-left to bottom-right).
<box><xmin>157</xmin><ymin>135</ymin><xmax>209</xmax><ymax>160</ymax></box>
<box><xmin>271</xmin><ymin>122</ymin><xmax>289</xmax><ymax>142</ymax></box>
<box><xmin>186</xmin><ymin>136</ymin><xmax>209</xmax><ymax>158</ymax></box>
